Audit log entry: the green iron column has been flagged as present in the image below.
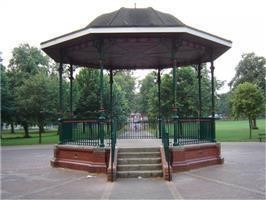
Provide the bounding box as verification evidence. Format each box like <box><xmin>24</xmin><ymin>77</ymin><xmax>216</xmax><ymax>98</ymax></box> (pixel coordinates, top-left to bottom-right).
<box><xmin>59</xmin><ymin>62</ymin><xmax>63</xmax><ymax>116</ymax></box>
<box><xmin>157</xmin><ymin>68</ymin><xmax>162</xmax><ymax>139</ymax></box>
<box><xmin>99</xmin><ymin>58</ymin><xmax>105</xmax><ymax>147</ymax></box>
<box><xmin>197</xmin><ymin>64</ymin><xmax>202</xmax><ymax>118</ymax></box>
<box><xmin>109</xmin><ymin>69</ymin><xmax>114</xmax><ymax>181</ymax></box>
<box><xmin>210</xmin><ymin>60</ymin><xmax>216</xmax><ymax>142</ymax></box>
<box><xmin>69</xmin><ymin>64</ymin><xmax>74</xmax><ymax>118</ymax></box>
<box><xmin>172</xmin><ymin>58</ymin><xmax>179</xmax><ymax>146</ymax></box>
<box><xmin>58</xmin><ymin>62</ymin><xmax>63</xmax><ymax>143</ymax></box>
<box><xmin>93</xmin><ymin>39</ymin><xmax>106</xmax><ymax>147</ymax></box>
<box><xmin>197</xmin><ymin>63</ymin><xmax>204</xmax><ymax>140</ymax></box>
<box><xmin>109</xmin><ymin>69</ymin><xmax>114</xmax><ymax>140</ymax></box>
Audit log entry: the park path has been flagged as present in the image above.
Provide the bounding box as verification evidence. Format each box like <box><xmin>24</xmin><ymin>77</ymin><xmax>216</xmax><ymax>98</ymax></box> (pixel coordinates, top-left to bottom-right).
<box><xmin>1</xmin><ymin>142</ymin><xmax>265</xmax><ymax>199</ymax></box>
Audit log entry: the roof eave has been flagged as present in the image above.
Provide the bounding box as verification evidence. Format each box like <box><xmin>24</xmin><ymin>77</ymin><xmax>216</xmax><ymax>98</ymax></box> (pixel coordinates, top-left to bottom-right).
<box><xmin>40</xmin><ymin>26</ymin><xmax>232</xmax><ymax>50</ymax></box>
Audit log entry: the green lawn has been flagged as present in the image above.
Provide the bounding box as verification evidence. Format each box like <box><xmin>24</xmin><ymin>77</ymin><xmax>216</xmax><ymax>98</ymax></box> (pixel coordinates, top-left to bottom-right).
<box><xmin>1</xmin><ymin>130</ymin><xmax>59</xmax><ymax>146</ymax></box>
<box><xmin>1</xmin><ymin>119</ymin><xmax>265</xmax><ymax>145</ymax></box>
<box><xmin>216</xmin><ymin>119</ymin><xmax>265</xmax><ymax>142</ymax></box>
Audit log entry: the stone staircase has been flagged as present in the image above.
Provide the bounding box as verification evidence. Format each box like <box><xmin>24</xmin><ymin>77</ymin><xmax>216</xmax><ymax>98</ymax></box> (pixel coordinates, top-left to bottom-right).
<box><xmin>117</xmin><ymin>147</ymin><xmax>163</xmax><ymax>178</ymax></box>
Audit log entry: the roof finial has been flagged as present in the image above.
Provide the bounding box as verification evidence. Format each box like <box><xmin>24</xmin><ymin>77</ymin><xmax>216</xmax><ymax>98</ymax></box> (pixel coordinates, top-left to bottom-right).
<box><xmin>134</xmin><ymin>3</ymin><xmax>136</xmax><ymax>9</ymax></box>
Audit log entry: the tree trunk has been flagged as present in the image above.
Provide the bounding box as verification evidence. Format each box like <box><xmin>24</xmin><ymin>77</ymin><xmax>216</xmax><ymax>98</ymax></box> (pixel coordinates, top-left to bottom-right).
<box><xmin>248</xmin><ymin>117</ymin><xmax>252</xmax><ymax>139</ymax></box>
<box><xmin>23</xmin><ymin>124</ymin><xmax>30</xmax><ymax>138</ymax></box>
<box><xmin>252</xmin><ymin>118</ymin><xmax>258</xmax><ymax>129</ymax></box>
<box><xmin>39</xmin><ymin>129</ymin><xmax>42</xmax><ymax>144</ymax></box>
<box><xmin>38</xmin><ymin>122</ymin><xmax>44</xmax><ymax>144</ymax></box>
<box><xmin>39</xmin><ymin>125</ymin><xmax>45</xmax><ymax>133</ymax></box>
<box><xmin>11</xmin><ymin>122</ymin><xmax>15</xmax><ymax>133</ymax></box>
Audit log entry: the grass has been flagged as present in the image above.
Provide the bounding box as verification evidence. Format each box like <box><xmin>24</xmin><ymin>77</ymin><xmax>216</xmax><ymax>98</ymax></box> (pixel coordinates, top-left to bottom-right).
<box><xmin>1</xmin><ymin>130</ymin><xmax>59</xmax><ymax>146</ymax></box>
<box><xmin>216</xmin><ymin>119</ymin><xmax>265</xmax><ymax>142</ymax></box>
<box><xmin>1</xmin><ymin>119</ymin><xmax>265</xmax><ymax>145</ymax></box>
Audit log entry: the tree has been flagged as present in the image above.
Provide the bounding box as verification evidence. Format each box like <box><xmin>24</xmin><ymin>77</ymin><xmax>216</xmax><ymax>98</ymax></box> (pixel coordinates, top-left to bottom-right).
<box><xmin>229</xmin><ymin>53</ymin><xmax>266</xmax><ymax>128</ymax></box>
<box><xmin>75</xmin><ymin>69</ymin><xmax>134</xmax><ymax>122</ymax></box>
<box><xmin>75</xmin><ymin>68</ymin><xmax>101</xmax><ymax>118</ymax></box>
<box><xmin>231</xmin><ymin>82</ymin><xmax>264</xmax><ymax>139</ymax></box>
<box><xmin>7</xmin><ymin>44</ymin><xmax>55</xmax><ymax>138</ymax></box>
<box><xmin>138</xmin><ymin>72</ymin><xmax>157</xmax><ymax>116</ymax></box>
<box><xmin>229</xmin><ymin>53</ymin><xmax>266</xmax><ymax>92</ymax></box>
<box><xmin>9</xmin><ymin>44</ymin><xmax>49</xmax><ymax>75</ymax></box>
<box><xmin>217</xmin><ymin>92</ymin><xmax>231</xmax><ymax>118</ymax></box>
<box><xmin>113</xmin><ymin>71</ymin><xmax>136</xmax><ymax>112</ymax></box>
<box><xmin>137</xmin><ymin>66</ymin><xmax>223</xmax><ymax>119</ymax></box>
<box><xmin>1</xmin><ymin>52</ymin><xmax>17</xmax><ymax>133</ymax></box>
<box><xmin>15</xmin><ymin>72</ymin><xmax>58</xmax><ymax>143</ymax></box>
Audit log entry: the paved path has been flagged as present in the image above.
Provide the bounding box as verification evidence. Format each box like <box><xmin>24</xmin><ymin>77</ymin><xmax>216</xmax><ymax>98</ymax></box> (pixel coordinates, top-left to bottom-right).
<box><xmin>1</xmin><ymin>142</ymin><xmax>265</xmax><ymax>199</ymax></box>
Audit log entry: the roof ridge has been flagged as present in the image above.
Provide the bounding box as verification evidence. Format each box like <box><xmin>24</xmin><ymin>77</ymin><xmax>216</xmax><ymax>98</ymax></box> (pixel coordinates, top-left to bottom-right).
<box><xmin>150</xmin><ymin>7</ymin><xmax>165</xmax><ymax>25</ymax></box>
<box><xmin>108</xmin><ymin>7</ymin><xmax>124</xmax><ymax>26</ymax></box>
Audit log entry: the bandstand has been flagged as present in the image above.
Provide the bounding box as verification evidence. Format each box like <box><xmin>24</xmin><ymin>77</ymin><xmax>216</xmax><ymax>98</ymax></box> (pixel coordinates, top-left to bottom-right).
<box><xmin>41</xmin><ymin>7</ymin><xmax>232</xmax><ymax>181</ymax></box>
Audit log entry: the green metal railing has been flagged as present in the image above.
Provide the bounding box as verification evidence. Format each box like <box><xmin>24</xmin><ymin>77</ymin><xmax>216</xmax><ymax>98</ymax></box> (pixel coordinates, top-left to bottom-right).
<box><xmin>117</xmin><ymin>120</ymin><xmax>158</xmax><ymax>139</ymax></box>
<box><xmin>165</xmin><ymin>117</ymin><xmax>215</xmax><ymax>146</ymax></box>
<box><xmin>59</xmin><ymin>119</ymin><xmax>111</xmax><ymax>146</ymax></box>
<box><xmin>58</xmin><ymin>117</ymin><xmax>215</xmax><ymax>147</ymax></box>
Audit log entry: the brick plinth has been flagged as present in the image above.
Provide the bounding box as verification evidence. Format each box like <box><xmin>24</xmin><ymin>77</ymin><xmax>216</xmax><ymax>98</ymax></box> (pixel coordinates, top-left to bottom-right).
<box><xmin>107</xmin><ymin>147</ymin><xmax>118</xmax><ymax>182</ymax></box>
<box><xmin>171</xmin><ymin>143</ymin><xmax>224</xmax><ymax>172</ymax></box>
<box><xmin>51</xmin><ymin>145</ymin><xmax>110</xmax><ymax>173</ymax></box>
<box><xmin>160</xmin><ymin>147</ymin><xmax>172</xmax><ymax>181</ymax></box>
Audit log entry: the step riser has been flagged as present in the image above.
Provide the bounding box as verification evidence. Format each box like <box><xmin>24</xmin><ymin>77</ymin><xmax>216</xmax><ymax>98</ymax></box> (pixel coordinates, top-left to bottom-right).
<box><xmin>117</xmin><ymin>147</ymin><xmax>163</xmax><ymax>179</ymax></box>
<box><xmin>118</xmin><ymin>165</ymin><xmax>162</xmax><ymax>171</ymax></box>
<box><xmin>119</xmin><ymin>148</ymin><xmax>160</xmax><ymax>153</ymax></box>
<box><xmin>118</xmin><ymin>158</ymin><xmax>161</xmax><ymax>165</ymax></box>
<box><xmin>118</xmin><ymin>152</ymin><xmax>160</xmax><ymax>158</ymax></box>
<box><xmin>118</xmin><ymin>171</ymin><xmax>163</xmax><ymax>178</ymax></box>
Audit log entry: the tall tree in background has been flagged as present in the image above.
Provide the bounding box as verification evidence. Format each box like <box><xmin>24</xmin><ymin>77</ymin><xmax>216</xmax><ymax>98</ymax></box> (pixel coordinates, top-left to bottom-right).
<box><xmin>7</xmin><ymin>44</ymin><xmax>55</xmax><ymax>138</ymax></box>
<box><xmin>217</xmin><ymin>92</ymin><xmax>231</xmax><ymax>118</ymax></box>
<box><xmin>231</xmin><ymin>82</ymin><xmax>264</xmax><ymax>139</ymax></box>
<box><xmin>113</xmin><ymin>71</ymin><xmax>136</xmax><ymax>112</ymax></box>
<box><xmin>9</xmin><ymin>44</ymin><xmax>49</xmax><ymax>75</ymax></box>
<box><xmin>75</xmin><ymin>68</ymin><xmax>102</xmax><ymax>118</ymax></box>
<box><xmin>1</xmin><ymin>52</ymin><xmax>14</xmax><ymax>134</ymax></box>
<box><xmin>229</xmin><ymin>53</ymin><xmax>265</xmax><ymax>92</ymax></box>
<box><xmin>75</xmin><ymin>69</ymin><xmax>135</xmax><ymax>122</ymax></box>
<box><xmin>137</xmin><ymin>72</ymin><xmax>157</xmax><ymax>118</ymax></box>
<box><xmin>16</xmin><ymin>72</ymin><xmax>58</xmax><ymax>143</ymax></box>
<box><xmin>229</xmin><ymin>52</ymin><xmax>266</xmax><ymax>128</ymax></box>
<box><xmin>137</xmin><ymin>66</ymin><xmax>222</xmax><ymax>119</ymax></box>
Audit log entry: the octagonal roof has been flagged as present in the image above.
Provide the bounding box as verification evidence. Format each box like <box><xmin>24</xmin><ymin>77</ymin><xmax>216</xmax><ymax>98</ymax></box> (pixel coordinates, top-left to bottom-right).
<box><xmin>41</xmin><ymin>7</ymin><xmax>232</xmax><ymax>69</ymax></box>
<box><xmin>87</xmin><ymin>7</ymin><xmax>185</xmax><ymax>28</ymax></box>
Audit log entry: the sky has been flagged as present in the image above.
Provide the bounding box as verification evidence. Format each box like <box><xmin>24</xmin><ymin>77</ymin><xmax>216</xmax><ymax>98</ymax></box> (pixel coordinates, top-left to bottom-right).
<box><xmin>1</xmin><ymin>0</ymin><xmax>266</xmax><ymax>93</ymax></box>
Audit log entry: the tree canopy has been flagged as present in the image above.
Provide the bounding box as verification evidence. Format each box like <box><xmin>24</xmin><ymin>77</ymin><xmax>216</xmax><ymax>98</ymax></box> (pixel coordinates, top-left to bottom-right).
<box><xmin>229</xmin><ymin>53</ymin><xmax>266</xmax><ymax>92</ymax></box>
<box><xmin>136</xmin><ymin>66</ymin><xmax>223</xmax><ymax>119</ymax></box>
<box><xmin>231</xmin><ymin>82</ymin><xmax>264</xmax><ymax>138</ymax></box>
<box><xmin>3</xmin><ymin>44</ymin><xmax>58</xmax><ymax>139</ymax></box>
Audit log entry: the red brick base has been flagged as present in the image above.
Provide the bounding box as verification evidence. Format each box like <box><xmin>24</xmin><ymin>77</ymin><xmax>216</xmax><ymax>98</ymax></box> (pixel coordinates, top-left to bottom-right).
<box><xmin>171</xmin><ymin>143</ymin><xmax>224</xmax><ymax>172</ymax></box>
<box><xmin>51</xmin><ymin>143</ymin><xmax>223</xmax><ymax>175</ymax></box>
<box><xmin>160</xmin><ymin>147</ymin><xmax>172</xmax><ymax>181</ymax></box>
<box><xmin>51</xmin><ymin>145</ymin><xmax>110</xmax><ymax>173</ymax></box>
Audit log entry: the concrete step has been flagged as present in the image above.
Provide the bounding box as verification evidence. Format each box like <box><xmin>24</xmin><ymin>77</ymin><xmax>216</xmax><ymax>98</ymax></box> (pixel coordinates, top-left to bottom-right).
<box><xmin>118</xmin><ymin>157</ymin><xmax>161</xmax><ymax>165</ymax></box>
<box><xmin>119</xmin><ymin>147</ymin><xmax>160</xmax><ymax>153</ymax></box>
<box><xmin>117</xmin><ymin>170</ymin><xmax>163</xmax><ymax>178</ymax></box>
<box><xmin>118</xmin><ymin>163</ymin><xmax>162</xmax><ymax>171</ymax></box>
<box><xmin>118</xmin><ymin>152</ymin><xmax>161</xmax><ymax>158</ymax></box>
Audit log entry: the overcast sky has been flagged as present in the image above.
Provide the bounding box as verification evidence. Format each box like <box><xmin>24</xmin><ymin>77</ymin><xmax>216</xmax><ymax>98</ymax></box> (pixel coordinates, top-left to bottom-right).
<box><xmin>1</xmin><ymin>0</ymin><xmax>266</xmax><ymax>92</ymax></box>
